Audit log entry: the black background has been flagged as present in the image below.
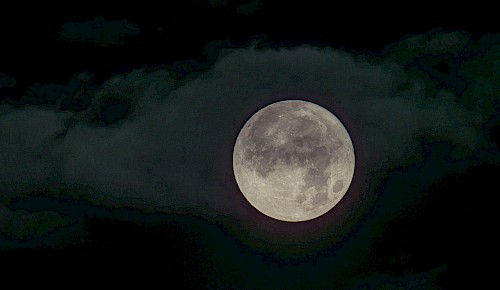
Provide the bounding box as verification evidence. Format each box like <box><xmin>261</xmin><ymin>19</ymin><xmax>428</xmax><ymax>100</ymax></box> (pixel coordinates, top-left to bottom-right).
<box><xmin>0</xmin><ymin>1</ymin><xmax>498</xmax><ymax>288</ymax></box>
<box><xmin>1</xmin><ymin>2</ymin><xmax>495</xmax><ymax>91</ymax></box>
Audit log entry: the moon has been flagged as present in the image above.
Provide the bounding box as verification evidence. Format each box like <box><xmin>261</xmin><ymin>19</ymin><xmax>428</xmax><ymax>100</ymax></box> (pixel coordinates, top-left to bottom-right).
<box><xmin>233</xmin><ymin>100</ymin><xmax>355</xmax><ymax>222</ymax></box>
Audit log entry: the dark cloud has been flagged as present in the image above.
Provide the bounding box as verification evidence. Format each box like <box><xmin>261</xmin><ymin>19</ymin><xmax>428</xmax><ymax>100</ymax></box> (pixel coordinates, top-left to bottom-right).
<box><xmin>0</xmin><ymin>31</ymin><xmax>498</xmax><ymax>255</ymax></box>
<box><xmin>58</xmin><ymin>16</ymin><xmax>140</xmax><ymax>47</ymax></box>
<box><xmin>0</xmin><ymin>72</ymin><xmax>16</xmax><ymax>89</ymax></box>
<box><xmin>204</xmin><ymin>0</ymin><xmax>229</xmax><ymax>7</ymax></box>
<box><xmin>236</xmin><ymin>0</ymin><xmax>261</xmax><ymax>15</ymax></box>
<box><xmin>199</xmin><ymin>0</ymin><xmax>262</xmax><ymax>14</ymax></box>
<box><xmin>4</xmin><ymin>72</ymin><xmax>96</xmax><ymax>112</ymax></box>
<box><xmin>0</xmin><ymin>205</ymin><xmax>74</xmax><ymax>246</ymax></box>
<box><xmin>348</xmin><ymin>265</ymin><xmax>447</xmax><ymax>289</ymax></box>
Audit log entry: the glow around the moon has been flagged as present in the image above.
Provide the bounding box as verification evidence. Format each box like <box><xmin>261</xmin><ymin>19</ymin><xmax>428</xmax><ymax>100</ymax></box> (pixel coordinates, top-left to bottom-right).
<box><xmin>233</xmin><ymin>100</ymin><xmax>355</xmax><ymax>222</ymax></box>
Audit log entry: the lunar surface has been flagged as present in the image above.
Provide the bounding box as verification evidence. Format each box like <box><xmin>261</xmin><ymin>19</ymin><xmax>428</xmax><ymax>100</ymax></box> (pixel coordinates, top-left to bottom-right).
<box><xmin>233</xmin><ymin>100</ymin><xmax>355</xmax><ymax>222</ymax></box>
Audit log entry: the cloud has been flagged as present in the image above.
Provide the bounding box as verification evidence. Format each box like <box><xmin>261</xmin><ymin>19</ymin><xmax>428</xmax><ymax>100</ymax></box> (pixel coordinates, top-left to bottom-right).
<box><xmin>0</xmin><ymin>107</ymin><xmax>69</xmax><ymax>187</ymax></box>
<box><xmin>0</xmin><ymin>205</ymin><xmax>74</xmax><ymax>245</ymax></box>
<box><xmin>348</xmin><ymin>265</ymin><xmax>447</xmax><ymax>289</ymax></box>
<box><xmin>237</xmin><ymin>0</ymin><xmax>262</xmax><ymax>15</ymax></box>
<box><xmin>58</xmin><ymin>16</ymin><xmax>140</xmax><ymax>47</ymax></box>
<box><xmin>204</xmin><ymin>0</ymin><xmax>228</xmax><ymax>7</ymax></box>
<box><xmin>5</xmin><ymin>72</ymin><xmax>93</xmax><ymax>109</ymax></box>
<box><xmin>199</xmin><ymin>0</ymin><xmax>262</xmax><ymax>14</ymax></box>
<box><xmin>0</xmin><ymin>31</ymin><xmax>498</xmax><ymax>247</ymax></box>
<box><xmin>384</xmin><ymin>30</ymin><xmax>470</xmax><ymax>63</ymax></box>
<box><xmin>0</xmin><ymin>72</ymin><xmax>16</xmax><ymax>89</ymax></box>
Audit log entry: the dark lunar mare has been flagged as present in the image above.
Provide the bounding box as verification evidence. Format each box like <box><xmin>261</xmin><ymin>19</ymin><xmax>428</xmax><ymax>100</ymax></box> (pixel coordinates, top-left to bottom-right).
<box><xmin>242</xmin><ymin>104</ymin><xmax>344</xmax><ymax>210</ymax></box>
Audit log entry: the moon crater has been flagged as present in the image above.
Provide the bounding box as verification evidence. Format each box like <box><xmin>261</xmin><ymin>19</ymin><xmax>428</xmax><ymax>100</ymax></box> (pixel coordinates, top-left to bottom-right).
<box><xmin>233</xmin><ymin>100</ymin><xmax>355</xmax><ymax>222</ymax></box>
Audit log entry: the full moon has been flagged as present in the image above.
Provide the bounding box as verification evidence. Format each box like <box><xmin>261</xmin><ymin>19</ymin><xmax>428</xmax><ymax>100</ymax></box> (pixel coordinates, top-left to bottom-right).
<box><xmin>233</xmin><ymin>100</ymin><xmax>355</xmax><ymax>222</ymax></box>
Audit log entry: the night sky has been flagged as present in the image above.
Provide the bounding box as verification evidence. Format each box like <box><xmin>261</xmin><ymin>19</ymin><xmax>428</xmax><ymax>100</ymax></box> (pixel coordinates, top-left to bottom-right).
<box><xmin>0</xmin><ymin>1</ymin><xmax>498</xmax><ymax>288</ymax></box>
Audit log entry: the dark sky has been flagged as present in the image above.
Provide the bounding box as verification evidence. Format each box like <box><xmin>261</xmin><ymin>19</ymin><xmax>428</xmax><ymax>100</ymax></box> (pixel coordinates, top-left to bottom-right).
<box><xmin>0</xmin><ymin>1</ymin><xmax>498</xmax><ymax>288</ymax></box>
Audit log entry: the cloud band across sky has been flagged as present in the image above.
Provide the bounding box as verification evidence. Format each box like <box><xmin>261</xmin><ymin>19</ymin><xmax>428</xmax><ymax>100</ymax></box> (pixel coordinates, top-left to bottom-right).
<box><xmin>0</xmin><ymin>30</ymin><xmax>498</xmax><ymax>245</ymax></box>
